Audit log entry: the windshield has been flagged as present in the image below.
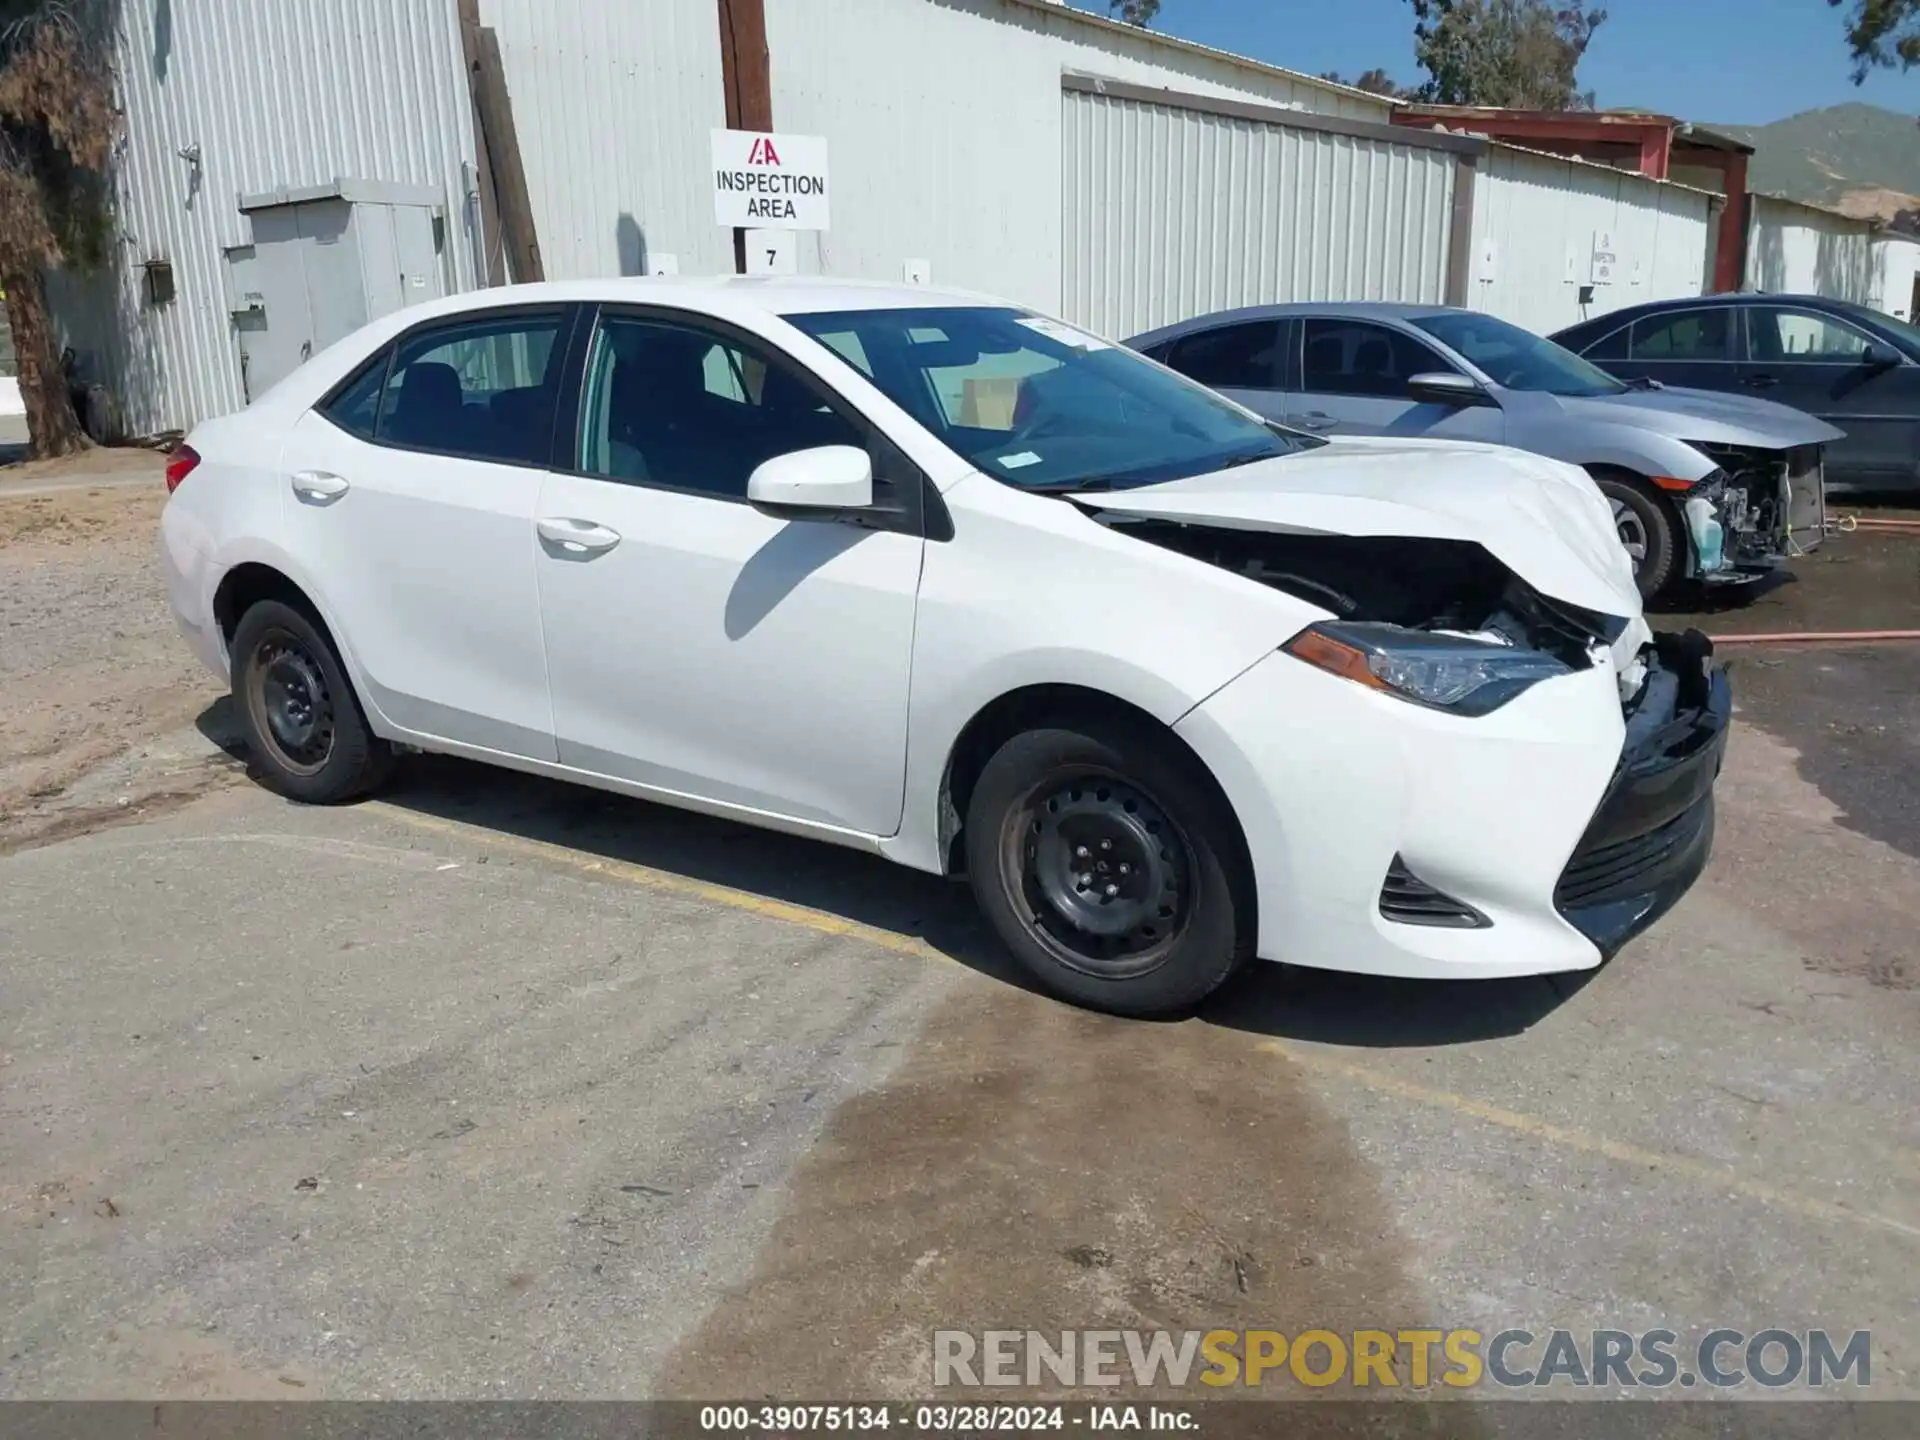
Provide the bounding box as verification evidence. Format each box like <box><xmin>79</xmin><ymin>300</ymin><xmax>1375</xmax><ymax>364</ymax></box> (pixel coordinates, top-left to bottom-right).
<box><xmin>785</xmin><ymin>306</ymin><xmax>1315</xmax><ymax>491</ymax></box>
<box><xmin>1412</xmin><ymin>312</ymin><xmax>1627</xmax><ymax>397</ymax></box>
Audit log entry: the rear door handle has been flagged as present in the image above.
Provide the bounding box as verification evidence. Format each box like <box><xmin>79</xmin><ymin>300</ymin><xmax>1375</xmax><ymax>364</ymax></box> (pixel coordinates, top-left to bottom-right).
<box><xmin>1743</xmin><ymin>374</ymin><xmax>1780</xmax><ymax>389</ymax></box>
<box><xmin>291</xmin><ymin>470</ymin><xmax>349</xmax><ymax>502</ymax></box>
<box><xmin>537</xmin><ymin>517</ymin><xmax>623</xmax><ymax>555</ymax></box>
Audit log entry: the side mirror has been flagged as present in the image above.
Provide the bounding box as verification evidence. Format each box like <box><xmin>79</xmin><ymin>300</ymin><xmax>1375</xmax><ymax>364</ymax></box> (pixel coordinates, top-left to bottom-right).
<box><xmin>746</xmin><ymin>444</ymin><xmax>873</xmax><ymax>516</ymax></box>
<box><xmin>1408</xmin><ymin>371</ymin><xmax>1492</xmax><ymax>407</ymax></box>
<box><xmin>1861</xmin><ymin>342</ymin><xmax>1900</xmax><ymax>371</ymax></box>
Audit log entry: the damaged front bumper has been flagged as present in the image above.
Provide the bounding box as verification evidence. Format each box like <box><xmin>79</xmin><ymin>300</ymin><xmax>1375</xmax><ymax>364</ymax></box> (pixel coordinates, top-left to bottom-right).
<box><xmin>1553</xmin><ymin>630</ymin><xmax>1731</xmax><ymax>956</ymax></box>
<box><xmin>1685</xmin><ymin>444</ymin><xmax>1825</xmax><ymax>584</ymax></box>
<box><xmin>1174</xmin><ymin>622</ymin><xmax>1730</xmax><ymax>983</ymax></box>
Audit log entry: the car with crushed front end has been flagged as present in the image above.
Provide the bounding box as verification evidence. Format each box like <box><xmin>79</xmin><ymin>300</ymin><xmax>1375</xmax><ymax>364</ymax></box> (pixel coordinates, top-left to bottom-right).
<box><xmin>1131</xmin><ymin>302</ymin><xmax>1841</xmax><ymax>601</ymax></box>
<box><xmin>160</xmin><ymin>278</ymin><xmax>1730</xmax><ymax>1017</ymax></box>
<box><xmin>1552</xmin><ymin>292</ymin><xmax>1920</xmax><ymax>496</ymax></box>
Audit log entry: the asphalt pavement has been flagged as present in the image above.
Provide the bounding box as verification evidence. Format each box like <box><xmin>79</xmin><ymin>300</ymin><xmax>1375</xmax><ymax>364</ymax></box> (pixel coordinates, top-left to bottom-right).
<box><xmin>2</xmin><ymin>481</ymin><xmax>1917</xmax><ymax>1405</ymax></box>
<box><xmin>3</xmin><ymin>677</ymin><xmax>1916</xmax><ymax>1399</ymax></box>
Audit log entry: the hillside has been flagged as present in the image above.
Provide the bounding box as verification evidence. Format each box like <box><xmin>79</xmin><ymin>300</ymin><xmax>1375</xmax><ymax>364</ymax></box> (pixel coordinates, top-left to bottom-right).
<box><xmin>1713</xmin><ymin>103</ymin><xmax>1920</xmax><ymax>225</ymax></box>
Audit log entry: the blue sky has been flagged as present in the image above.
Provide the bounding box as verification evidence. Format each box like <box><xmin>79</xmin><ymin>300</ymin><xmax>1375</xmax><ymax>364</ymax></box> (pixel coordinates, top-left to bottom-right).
<box><xmin>1147</xmin><ymin>0</ymin><xmax>1919</xmax><ymax>124</ymax></box>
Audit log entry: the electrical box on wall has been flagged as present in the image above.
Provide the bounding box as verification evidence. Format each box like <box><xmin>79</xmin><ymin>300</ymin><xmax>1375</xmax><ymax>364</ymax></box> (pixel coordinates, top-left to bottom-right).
<box><xmin>143</xmin><ymin>258</ymin><xmax>176</xmax><ymax>306</ymax></box>
<box><xmin>225</xmin><ymin>178</ymin><xmax>447</xmax><ymax>401</ymax></box>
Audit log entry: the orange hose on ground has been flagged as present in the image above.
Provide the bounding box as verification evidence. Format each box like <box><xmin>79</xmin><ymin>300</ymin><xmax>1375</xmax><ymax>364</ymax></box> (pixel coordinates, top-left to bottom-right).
<box><xmin>1708</xmin><ymin>629</ymin><xmax>1920</xmax><ymax>645</ymax></box>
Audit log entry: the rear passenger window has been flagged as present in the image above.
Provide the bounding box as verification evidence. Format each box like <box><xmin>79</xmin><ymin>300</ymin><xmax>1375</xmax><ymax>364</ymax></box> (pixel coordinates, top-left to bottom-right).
<box><xmin>577</xmin><ymin>315</ymin><xmax>866</xmax><ymax>498</ymax></box>
<box><xmin>1629</xmin><ymin>309</ymin><xmax>1729</xmax><ymax>361</ymax></box>
<box><xmin>1164</xmin><ymin>322</ymin><xmax>1282</xmax><ymax>390</ymax></box>
<box><xmin>373</xmin><ymin>311</ymin><xmax>566</xmax><ymax>465</ymax></box>
<box><xmin>319</xmin><ymin>350</ymin><xmax>392</xmax><ymax>439</ymax></box>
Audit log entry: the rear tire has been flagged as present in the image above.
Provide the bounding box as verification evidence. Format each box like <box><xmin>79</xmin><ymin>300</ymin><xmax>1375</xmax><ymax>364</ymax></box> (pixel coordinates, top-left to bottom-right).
<box><xmin>1593</xmin><ymin>474</ymin><xmax>1679</xmax><ymax>600</ymax></box>
<box><xmin>963</xmin><ymin>718</ymin><xmax>1253</xmax><ymax>1017</ymax></box>
<box><xmin>231</xmin><ymin>599</ymin><xmax>393</xmax><ymax>804</ymax></box>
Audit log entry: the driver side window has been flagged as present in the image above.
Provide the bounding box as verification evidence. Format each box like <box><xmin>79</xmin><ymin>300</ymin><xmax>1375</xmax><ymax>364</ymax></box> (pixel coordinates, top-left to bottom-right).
<box><xmin>577</xmin><ymin>315</ymin><xmax>865</xmax><ymax>498</ymax></box>
<box><xmin>1301</xmin><ymin>319</ymin><xmax>1451</xmax><ymax>398</ymax></box>
<box><xmin>1746</xmin><ymin>308</ymin><xmax>1875</xmax><ymax>364</ymax></box>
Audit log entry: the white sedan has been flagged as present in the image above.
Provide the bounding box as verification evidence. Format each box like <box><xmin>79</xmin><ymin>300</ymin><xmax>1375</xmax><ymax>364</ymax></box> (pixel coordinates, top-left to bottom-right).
<box><xmin>160</xmin><ymin>278</ymin><xmax>1729</xmax><ymax>1016</ymax></box>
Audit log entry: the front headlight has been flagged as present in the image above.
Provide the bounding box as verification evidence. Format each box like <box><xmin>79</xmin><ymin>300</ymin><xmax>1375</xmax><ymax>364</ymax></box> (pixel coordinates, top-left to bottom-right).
<box><xmin>1283</xmin><ymin>621</ymin><xmax>1572</xmax><ymax>716</ymax></box>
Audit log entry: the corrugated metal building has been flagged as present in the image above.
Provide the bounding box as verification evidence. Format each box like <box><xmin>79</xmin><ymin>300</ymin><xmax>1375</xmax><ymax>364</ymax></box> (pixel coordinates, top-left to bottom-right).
<box><xmin>54</xmin><ymin>0</ymin><xmax>481</xmax><ymax>437</ymax></box>
<box><xmin>1060</xmin><ymin>80</ymin><xmax>1464</xmax><ymax>339</ymax></box>
<box><xmin>53</xmin><ymin>0</ymin><xmax>1734</xmax><ymax>435</ymax></box>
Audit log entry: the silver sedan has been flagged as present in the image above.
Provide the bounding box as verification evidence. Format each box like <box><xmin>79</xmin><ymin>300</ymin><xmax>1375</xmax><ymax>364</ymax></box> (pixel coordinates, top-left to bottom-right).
<box><xmin>1130</xmin><ymin>303</ymin><xmax>1842</xmax><ymax>600</ymax></box>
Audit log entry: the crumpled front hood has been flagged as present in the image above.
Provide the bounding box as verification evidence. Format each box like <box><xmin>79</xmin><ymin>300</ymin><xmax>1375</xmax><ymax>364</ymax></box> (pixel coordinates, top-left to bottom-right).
<box><xmin>1072</xmin><ymin>436</ymin><xmax>1642</xmax><ymax>618</ymax></box>
<box><xmin>1559</xmin><ymin>385</ymin><xmax>1845</xmax><ymax>448</ymax></box>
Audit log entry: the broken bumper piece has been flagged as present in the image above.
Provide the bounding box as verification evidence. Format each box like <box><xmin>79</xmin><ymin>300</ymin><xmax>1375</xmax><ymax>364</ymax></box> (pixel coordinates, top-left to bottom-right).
<box><xmin>1554</xmin><ymin>630</ymin><xmax>1731</xmax><ymax>956</ymax></box>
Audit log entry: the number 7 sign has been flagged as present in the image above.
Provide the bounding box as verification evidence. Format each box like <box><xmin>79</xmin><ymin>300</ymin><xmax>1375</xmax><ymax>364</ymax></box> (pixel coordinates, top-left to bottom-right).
<box><xmin>744</xmin><ymin>229</ymin><xmax>799</xmax><ymax>276</ymax></box>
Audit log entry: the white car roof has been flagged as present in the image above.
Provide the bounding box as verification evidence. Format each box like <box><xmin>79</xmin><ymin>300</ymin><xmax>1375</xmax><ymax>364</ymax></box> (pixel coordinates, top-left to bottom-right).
<box><xmin>419</xmin><ymin>275</ymin><xmax>1002</xmax><ymax>320</ymax></box>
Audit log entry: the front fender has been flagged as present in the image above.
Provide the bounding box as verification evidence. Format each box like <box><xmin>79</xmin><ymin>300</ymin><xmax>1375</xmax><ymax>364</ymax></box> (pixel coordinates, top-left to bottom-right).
<box><xmin>1532</xmin><ymin>420</ymin><xmax>1718</xmax><ymax>486</ymax></box>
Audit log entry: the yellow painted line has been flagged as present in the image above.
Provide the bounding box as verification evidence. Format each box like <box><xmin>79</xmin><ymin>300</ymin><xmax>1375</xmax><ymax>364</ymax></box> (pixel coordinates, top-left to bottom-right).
<box><xmin>370</xmin><ymin>800</ymin><xmax>1918</xmax><ymax>1244</ymax></box>
<box><xmin>1258</xmin><ymin>1039</ymin><xmax>1920</xmax><ymax>1244</ymax></box>
<box><xmin>364</xmin><ymin>801</ymin><xmax>951</xmax><ymax>965</ymax></box>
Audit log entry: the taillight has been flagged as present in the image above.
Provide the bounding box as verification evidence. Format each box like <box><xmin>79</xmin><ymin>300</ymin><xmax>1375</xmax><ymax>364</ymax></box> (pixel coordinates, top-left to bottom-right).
<box><xmin>164</xmin><ymin>443</ymin><xmax>201</xmax><ymax>494</ymax></box>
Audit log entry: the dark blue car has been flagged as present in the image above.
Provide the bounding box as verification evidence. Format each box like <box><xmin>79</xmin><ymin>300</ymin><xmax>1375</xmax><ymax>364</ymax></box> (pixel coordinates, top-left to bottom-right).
<box><xmin>1553</xmin><ymin>294</ymin><xmax>1920</xmax><ymax>494</ymax></box>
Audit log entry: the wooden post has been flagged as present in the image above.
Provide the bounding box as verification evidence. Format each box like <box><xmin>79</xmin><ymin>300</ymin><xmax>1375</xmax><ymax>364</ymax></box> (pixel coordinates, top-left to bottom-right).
<box><xmin>716</xmin><ymin>0</ymin><xmax>773</xmax><ymax>274</ymax></box>
<box><xmin>456</xmin><ymin>0</ymin><xmax>505</xmax><ymax>285</ymax></box>
<box><xmin>456</xmin><ymin>0</ymin><xmax>543</xmax><ymax>284</ymax></box>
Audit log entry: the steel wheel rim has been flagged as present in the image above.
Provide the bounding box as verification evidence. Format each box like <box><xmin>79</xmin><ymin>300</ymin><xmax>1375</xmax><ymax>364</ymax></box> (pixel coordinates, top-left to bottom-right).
<box><xmin>999</xmin><ymin>768</ymin><xmax>1194</xmax><ymax>980</ymax></box>
<box><xmin>245</xmin><ymin>628</ymin><xmax>336</xmax><ymax>777</ymax></box>
<box><xmin>1611</xmin><ymin>498</ymin><xmax>1650</xmax><ymax>565</ymax></box>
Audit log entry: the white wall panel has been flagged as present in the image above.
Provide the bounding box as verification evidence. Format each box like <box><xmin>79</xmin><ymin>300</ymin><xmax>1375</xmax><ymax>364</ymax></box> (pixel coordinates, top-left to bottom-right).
<box><xmin>1062</xmin><ymin>88</ymin><xmax>1456</xmax><ymax>339</ymax></box>
<box><xmin>478</xmin><ymin>0</ymin><xmax>733</xmax><ymax>282</ymax></box>
<box><xmin>1467</xmin><ymin>145</ymin><xmax>1713</xmax><ymax>337</ymax></box>
<box><xmin>762</xmin><ymin>0</ymin><xmax>1393</xmax><ymax>317</ymax></box>
<box><xmin>1746</xmin><ymin>195</ymin><xmax>1878</xmax><ymax>304</ymax></box>
<box><xmin>1872</xmin><ymin>235</ymin><xmax>1920</xmax><ymax>322</ymax></box>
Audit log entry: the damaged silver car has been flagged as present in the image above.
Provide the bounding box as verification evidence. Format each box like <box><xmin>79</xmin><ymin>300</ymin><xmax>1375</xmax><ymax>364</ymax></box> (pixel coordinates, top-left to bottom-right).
<box><xmin>1131</xmin><ymin>303</ymin><xmax>1843</xmax><ymax>600</ymax></box>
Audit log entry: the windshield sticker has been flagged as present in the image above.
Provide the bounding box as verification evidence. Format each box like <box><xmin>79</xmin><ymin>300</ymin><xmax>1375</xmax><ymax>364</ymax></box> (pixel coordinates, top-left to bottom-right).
<box><xmin>997</xmin><ymin>451</ymin><xmax>1043</xmax><ymax>470</ymax></box>
<box><xmin>1017</xmin><ymin>317</ymin><xmax>1110</xmax><ymax>351</ymax></box>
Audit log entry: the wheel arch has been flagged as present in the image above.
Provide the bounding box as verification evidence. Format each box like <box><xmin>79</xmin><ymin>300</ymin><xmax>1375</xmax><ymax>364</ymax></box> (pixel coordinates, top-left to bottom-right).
<box><xmin>208</xmin><ymin>557</ymin><xmax>389</xmax><ymax>733</ymax></box>
<box><xmin>1583</xmin><ymin>462</ymin><xmax>1691</xmax><ymax>581</ymax></box>
<box><xmin>213</xmin><ymin>561</ymin><xmax>332</xmax><ymax>654</ymax></box>
<box><xmin>934</xmin><ymin>684</ymin><xmax>1256</xmax><ymax>915</ymax></box>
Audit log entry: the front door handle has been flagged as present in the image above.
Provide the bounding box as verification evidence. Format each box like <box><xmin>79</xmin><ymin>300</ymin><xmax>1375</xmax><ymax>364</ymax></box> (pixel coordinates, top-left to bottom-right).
<box><xmin>1292</xmin><ymin>411</ymin><xmax>1337</xmax><ymax>431</ymax></box>
<box><xmin>537</xmin><ymin>517</ymin><xmax>623</xmax><ymax>555</ymax></box>
<box><xmin>291</xmin><ymin>470</ymin><xmax>349</xmax><ymax>502</ymax></box>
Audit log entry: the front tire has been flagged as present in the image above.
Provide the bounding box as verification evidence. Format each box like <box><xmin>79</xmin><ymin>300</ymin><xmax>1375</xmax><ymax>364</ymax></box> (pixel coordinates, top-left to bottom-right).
<box><xmin>963</xmin><ymin>719</ymin><xmax>1253</xmax><ymax>1017</ymax></box>
<box><xmin>231</xmin><ymin>599</ymin><xmax>392</xmax><ymax>804</ymax></box>
<box><xmin>1593</xmin><ymin>474</ymin><xmax>1679</xmax><ymax>600</ymax></box>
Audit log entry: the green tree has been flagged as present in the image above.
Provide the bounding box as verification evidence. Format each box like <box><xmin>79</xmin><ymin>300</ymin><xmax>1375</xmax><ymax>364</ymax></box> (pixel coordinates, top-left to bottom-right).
<box><xmin>0</xmin><ymin>0</ymin><xmax>117</xmax><ymax>457</ymax></box>
<box><xmin>1831</xmin><ymin>0</ymin><xmax>1920</xmax><ymax>80</ymax></box>
<box><xmin>1319</xmin><ymin>68</ymin><xmax>1415</xmax><ymax>99</ymax></box>
<box><xmin>1409</xmin><ymin>0</ymin><xmax>1607</xmax><ymax>109</ymax></box>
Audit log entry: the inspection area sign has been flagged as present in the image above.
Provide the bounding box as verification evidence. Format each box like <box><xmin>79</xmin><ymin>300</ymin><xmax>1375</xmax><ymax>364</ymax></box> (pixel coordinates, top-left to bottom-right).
<box><xmin>711</xmin><ymin>130</ymin><xmax>830</xmax><ymax>231</ymax></box>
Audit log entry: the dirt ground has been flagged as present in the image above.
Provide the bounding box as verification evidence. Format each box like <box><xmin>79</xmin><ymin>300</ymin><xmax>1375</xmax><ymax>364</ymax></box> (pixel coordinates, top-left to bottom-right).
<box><xmin>0</xmin><ymin>457</ymin><xmax>235</xmax><ymax>854</ymax></box>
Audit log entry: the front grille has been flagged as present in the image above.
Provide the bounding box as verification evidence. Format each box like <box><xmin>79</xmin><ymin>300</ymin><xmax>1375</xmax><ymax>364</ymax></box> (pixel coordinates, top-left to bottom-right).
<box><xmin>1380</xmin><ymin>857</ymin><xmax>1489</xmax><ymax>929</ymax></box>
<box><xmin>1555</xmin><ymin>796</ymin><xmax>1713</xmax><ymax>909</ymax></box>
